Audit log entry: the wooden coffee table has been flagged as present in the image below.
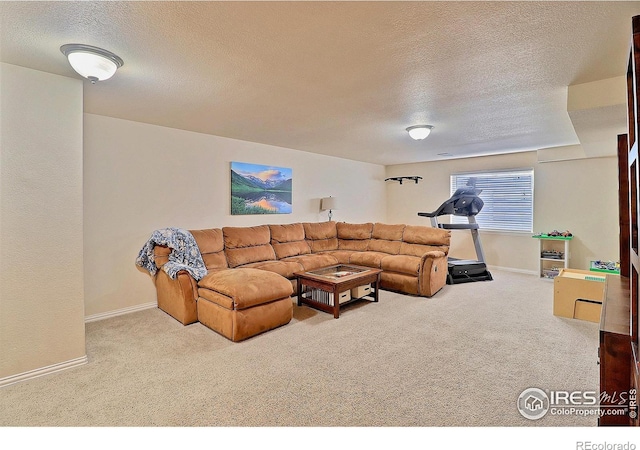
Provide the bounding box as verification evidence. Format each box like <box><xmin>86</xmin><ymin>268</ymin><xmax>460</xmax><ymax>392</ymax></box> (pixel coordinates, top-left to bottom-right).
<box><xmin>295</xmin><ymin>264</ymin><xmax>382</xmax><ymax>318</ymax></box>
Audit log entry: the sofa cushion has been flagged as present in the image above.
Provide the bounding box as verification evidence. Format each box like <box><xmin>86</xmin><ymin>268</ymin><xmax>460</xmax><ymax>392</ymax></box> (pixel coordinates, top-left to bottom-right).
<box><xmin>337</xmin><ymin>222</ymin><xmax>373</xmax><ymax>239</ymax></box>
<box><xmin>269</xmin><ymin>223</ymin><xmax>312</xmax><ymax>259</ymax></box>
<box><xmin>372</xmin><ymin>223</ymin><xmax>405</xmax><ymax>240</ymax></box>
<box><xmin>349</xmin><ymin>251</ymin><xmax>389</xmax><ymax>268</ymax></box>
<box><xmin>337</xmin><ymin>222</ymin><xmax>373</xmax><ymax>251</ymax></box>
<box><xmin>197</xmin><ymin>268</ymin><xmax>293</xmax><ymax>310</ymax></box>
<box><xmin>225</xmin><ymin>244</ymin><xmax>276</xmax><ymax>268</ymax></box>
<box><xmin>380</xmin><ymin>254</ymin><xmax>422</xmax><ymax>276</ymax></box>
<box><xmin>303</xmin><ymin>221</ymin><xmax>337</xmax><ymax>239</ymax></box>
<box><xmin>223</xmin><ymin>225</ymin><xmax>271</xmax><ymax>247</ymax></box>
<box><xmin>197</xmin><ymin>294</ymin><xmax>293</xmax><ymax>342</ymax></box>
<box><xmin>270</xmin><ymin>223</ymin><xmax>305</xmax><ymax>243</ymax></box>
<box><xmin>366</xmin><ymin>223</ymin><xmax>405</xmax><ymax>255</ymax></box>
<box><xmin>403</xmin><ymin>225</ymin><xmax>450</xmax><ymax>246</ymax></box>
<box><xmin>198</xmin><ymin>290</ymin><xmax>293</xmax><ymax>342</ymax></box>
<box><xmin>238</xmin><ymin>260</ymin><xmax>304</xmax><ymax>279</ymax></box>
<box><xmin>190</xmin><ymin>228</ymin><xmax>228</xmax><ymax>270</ymax></box>
<box><xmin>273</xmin><ymin>240</ymin><xmax>311</xmax><ymax>259</ymax></box>
<box><xmin>282</xmin><ymin>253</ymin><xmax>339</xmax><ymax>271</ymax></box>
<box><xmin>303</xmin><ymin>221</ymin><xmax>338</xmax><ymax>253</ymax></box>
<box><xmin>399</xmin><ymin>225</ymin><xmax>450</xmax><ymax>257</ymax></box>
<box><xmin>400</xmin><ymin>242</ymin><xmax>449</xmax><ymax>257</ymax></box>
<box><xmin>223</xmin><ymin>225</ymin><xmax>276</xmax><ymax>268</ymax></box>
<box><xmin>324</xmin><ymin>250</ymin><xmax>355</xmax><ymax>264</ymax></box>
<box><xmin>367</xmin><ymin>239</ymin><xmax>401</xmax><ymax>254</ymax></box>
<box><xmin>339</xmin><ymin>239</ymin><xmax>369</xmax><ymax>251</ymax></box>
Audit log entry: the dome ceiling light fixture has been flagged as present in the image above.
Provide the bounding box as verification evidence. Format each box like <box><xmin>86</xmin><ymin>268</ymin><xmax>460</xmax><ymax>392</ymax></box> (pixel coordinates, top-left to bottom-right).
<box><xmin>406</xmin><ymin>125</ymin><xmax>434</xmax><ymax>140</ymax></box>
<box><xmin>60</xmin><ymin>43</ymin><xmax>124</xmax><ymax>84</ymax></box>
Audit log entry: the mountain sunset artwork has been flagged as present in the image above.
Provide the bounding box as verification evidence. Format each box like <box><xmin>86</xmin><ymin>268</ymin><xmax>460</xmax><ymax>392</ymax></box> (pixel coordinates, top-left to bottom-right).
<box><xmin>230</xmin><ymin>162</ymin><xmax>292</xmax><ymax>215</ymax></box>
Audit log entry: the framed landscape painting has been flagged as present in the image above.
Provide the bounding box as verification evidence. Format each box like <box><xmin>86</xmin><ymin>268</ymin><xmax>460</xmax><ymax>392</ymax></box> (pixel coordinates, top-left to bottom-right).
<box><xmin>230</xmin><ymin>162</ymin><xmax>292</xmax><ymax>215</ymax></box>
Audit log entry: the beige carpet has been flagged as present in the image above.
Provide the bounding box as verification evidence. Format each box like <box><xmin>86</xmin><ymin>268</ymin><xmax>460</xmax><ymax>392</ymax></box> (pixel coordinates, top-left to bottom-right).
<box><xmin>0</xmin><ymin>269</ymin><xmax>600</xmax><ymax>427</ymax></box>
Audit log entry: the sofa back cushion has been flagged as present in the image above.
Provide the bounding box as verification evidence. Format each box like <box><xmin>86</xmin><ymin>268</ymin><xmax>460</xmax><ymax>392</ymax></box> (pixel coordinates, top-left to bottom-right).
<box><xmin>191</xmin><ymin>228</ymin><xmax>229</xmax><ymax>270</ymax></box>
<box><xmin>403</xmin><ymin>225</ymin><xmax>450</xmax><ymax>245</ymax></box>
<box><xmin>367</xmin><ymin>223</ymin><xmax>405</xmax><ymax>254</ymax></box>
<box><xmin>337</xmin><ymin>222</ymin><xmax>373</xmax><ymax>251</ymax></box>
<box><xmin>269</xmin><ymin>223</ymin><xmax>312</xmax><ymax>259</ymax></box>
<box><xmin>303</xmin><ymin>221</ymin><xmax>338</xmax><ymax>253</ymax></box>
<box><xmin>400</xmin><ymin>225</ymin><xmax>450</xmax><ymax>256</ymax></box>
<box><xmin>223</xmin><ymin>225</ymin><xmax>276</xmax><ymax>268</ymax></box>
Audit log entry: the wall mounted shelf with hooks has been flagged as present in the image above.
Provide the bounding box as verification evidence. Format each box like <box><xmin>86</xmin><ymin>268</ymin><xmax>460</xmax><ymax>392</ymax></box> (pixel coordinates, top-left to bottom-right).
<box><xmin>384</xmin><ymin>176</ymin><xmax>422</xmax><ymax>185</ymax></box>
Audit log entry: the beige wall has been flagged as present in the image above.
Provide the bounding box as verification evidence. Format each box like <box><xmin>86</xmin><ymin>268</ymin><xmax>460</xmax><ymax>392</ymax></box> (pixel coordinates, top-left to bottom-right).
<box><xmin>84</xmin><ymin>114</ymin><xmax>620</xmax><ymax>320</ymax></box>
<box><xmin>0</xmin><ymin>64</ymin><xmax>86</xmax><ymax>381</ymax></box>
<box><xmin>83</xmin><ymin>114</ymin><xmax>387</xmax><ymax>317</ymax></box>
<box><xmin>385</xmin><ymin>151</ymin><xmax>619</xmax><ymax>274</ymax></box>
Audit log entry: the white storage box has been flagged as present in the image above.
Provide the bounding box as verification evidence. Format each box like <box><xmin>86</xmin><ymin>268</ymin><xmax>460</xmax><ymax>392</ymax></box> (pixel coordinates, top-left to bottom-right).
<box><xmin>351</xmin><ymin>284</ymin><xmax>372</xmax><ymax>298</ymax></box>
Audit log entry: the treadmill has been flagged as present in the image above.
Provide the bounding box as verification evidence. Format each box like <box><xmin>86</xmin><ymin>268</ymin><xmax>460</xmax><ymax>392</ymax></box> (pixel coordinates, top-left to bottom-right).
<box><xmin>418</xmin><ymin>183</ymin><xmax>493</xmax><ymax>285</ymax></box>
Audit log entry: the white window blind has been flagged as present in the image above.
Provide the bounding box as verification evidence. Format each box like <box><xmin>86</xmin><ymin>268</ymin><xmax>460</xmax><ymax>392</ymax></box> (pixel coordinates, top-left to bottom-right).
<box><xmin>450</xmin><ymin>169</ymin><xmax>534</xmax><ymax>232</ymax></box>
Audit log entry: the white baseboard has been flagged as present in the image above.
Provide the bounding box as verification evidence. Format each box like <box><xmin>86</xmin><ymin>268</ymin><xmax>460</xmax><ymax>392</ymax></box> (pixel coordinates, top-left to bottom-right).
<box><xmin>0</xmin><ymin>355</ymin><xmax>88</xmax><ymax>388</ymax></box>
<box><xmin>1</xmin><ymin>303</ymin><xmax>157</xmax><ymax>389</ymax></box>
<box><xmin>487</xmin><ymin>265</ymin><xmax>538</xmax><ymax>276</ymax></box>
<box><xmin>84</xmin><ymin>301</ymin><xmax>158</xmax><ymax>323</ymax></box>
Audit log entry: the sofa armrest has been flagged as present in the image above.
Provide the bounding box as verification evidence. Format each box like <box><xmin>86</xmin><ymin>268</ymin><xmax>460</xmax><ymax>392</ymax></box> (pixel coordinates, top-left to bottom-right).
<box><xmin>419</xmin><ymin>251</ymin><xmax>448</xmax><ymax>297</ymax></box>
<box><xmin>154</xmin><ymin>269</ymin><xmax>199</xmax><ymax>325</ymax></box>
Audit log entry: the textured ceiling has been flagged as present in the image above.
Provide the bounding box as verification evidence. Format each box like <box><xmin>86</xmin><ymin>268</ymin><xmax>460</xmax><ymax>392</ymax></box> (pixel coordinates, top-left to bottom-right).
<box><xmin>2</xmin><ymin>1</ymin><xmax>640</xmax><ymax>165</ymax></box>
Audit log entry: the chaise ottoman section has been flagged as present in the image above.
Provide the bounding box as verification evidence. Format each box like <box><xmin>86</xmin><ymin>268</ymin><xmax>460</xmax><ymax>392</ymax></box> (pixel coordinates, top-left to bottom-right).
<box><xmin>196</xmin><ymin>268</ymin><xmax>293</xmax><ymax>342</ymax></box>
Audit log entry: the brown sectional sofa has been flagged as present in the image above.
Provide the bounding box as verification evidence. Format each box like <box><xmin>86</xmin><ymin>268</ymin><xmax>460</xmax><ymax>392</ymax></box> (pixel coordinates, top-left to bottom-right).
<box><xmin>151</xmin><ymin>221</ymin><xmax>450</xmax><ymax>341</ymax></box>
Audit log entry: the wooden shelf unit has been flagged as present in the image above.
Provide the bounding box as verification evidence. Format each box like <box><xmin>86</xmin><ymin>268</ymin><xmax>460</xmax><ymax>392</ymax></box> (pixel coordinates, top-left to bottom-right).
<box><xmin>534</xmin><ymin>235</ymin><xmax>571</xmax><ymax>279</ymax></box>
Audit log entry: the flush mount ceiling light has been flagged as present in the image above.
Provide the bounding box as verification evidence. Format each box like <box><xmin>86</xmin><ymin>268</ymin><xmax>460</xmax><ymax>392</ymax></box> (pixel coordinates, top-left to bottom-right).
<box><xmin>60</xmin><ymin>44</ymin><xmax>124</xmax><ymax>84</ymax></box>
<box><xmin>406</xmin><ymin>125</ymin><xmax>434</xmax><ymax>140</ymax></box>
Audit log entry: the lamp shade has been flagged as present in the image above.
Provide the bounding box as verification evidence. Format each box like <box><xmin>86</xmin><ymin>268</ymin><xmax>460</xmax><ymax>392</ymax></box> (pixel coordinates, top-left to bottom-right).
<box><xmin>320</xmin><ymin>197</ymin><xmax>337</xmax><ymax>211</ymax></box>
<box><xmin>60</xmin><ymin>44</ymin><xmax>123</xmax><ymax>83</ymax></box>
<box><xmin>406</xmin><ymin>125</ymin><xmax>434</xmax><ymax>140</ymax></box>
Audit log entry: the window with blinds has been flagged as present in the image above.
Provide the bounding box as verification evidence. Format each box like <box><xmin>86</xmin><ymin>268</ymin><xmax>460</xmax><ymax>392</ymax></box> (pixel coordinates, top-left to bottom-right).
<box><xmin>450</xmin><ymin>169</ymin><xmax>534</xmax><ymax>232</ymax></box>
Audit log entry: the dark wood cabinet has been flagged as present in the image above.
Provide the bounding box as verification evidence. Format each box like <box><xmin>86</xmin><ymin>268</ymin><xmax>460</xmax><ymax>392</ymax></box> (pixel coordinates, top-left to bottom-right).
<box><xmin>599</xmin><ymin>275</ymin><xmax>631</xmax><ymax>425</ymax></box>
<box><xmin>598</xmin><ymin>15</ymin><xmax>640</xmax><ymax>426</ymax></box>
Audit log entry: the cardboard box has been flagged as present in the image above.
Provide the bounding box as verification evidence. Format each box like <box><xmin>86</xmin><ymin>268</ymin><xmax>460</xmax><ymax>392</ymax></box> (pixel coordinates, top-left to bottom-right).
<box><xmin>553</xmin><ymin>268</ymin><xmax>605</xmax><ymax>323</ymax></box>
<box><xmin>351</xmin><ymin>284</ymin><xmax>372</xmax><ymax>298</ymax></box>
